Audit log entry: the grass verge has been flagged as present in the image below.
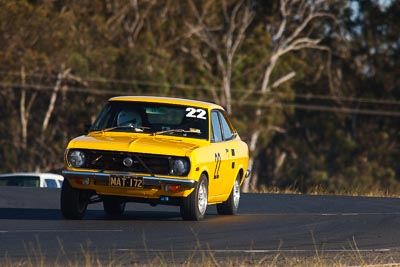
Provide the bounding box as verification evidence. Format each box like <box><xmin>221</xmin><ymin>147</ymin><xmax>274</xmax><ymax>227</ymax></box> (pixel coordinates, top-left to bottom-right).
<box><xmin>2</xmin><ymin>240</ymin><xmax>400</xmax><ymax>267</ymax></box>
<box><xmin>254</xmin><ymin>185</ymin><xmax>400</xmax><ymax>198</ymax></box>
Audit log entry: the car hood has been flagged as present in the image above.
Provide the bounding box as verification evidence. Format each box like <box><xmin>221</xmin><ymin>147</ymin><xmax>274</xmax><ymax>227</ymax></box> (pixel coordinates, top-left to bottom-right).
<box><xmin>67</xmin><ymin>133</ymin><xmax>204</xmax><ymax>157</ymax></box>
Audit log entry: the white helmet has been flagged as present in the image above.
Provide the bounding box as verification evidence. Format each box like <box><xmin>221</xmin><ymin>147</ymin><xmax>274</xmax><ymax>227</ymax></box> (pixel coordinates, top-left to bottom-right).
<box><xmin>117</xmin><ymin>110</ymin><xmax>142</xmax><ymax>127</ymax></box>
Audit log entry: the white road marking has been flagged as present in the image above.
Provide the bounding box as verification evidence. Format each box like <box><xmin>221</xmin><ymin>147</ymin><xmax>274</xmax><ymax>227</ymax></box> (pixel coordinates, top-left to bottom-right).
<box><xmin>348</xmin><ymin>264</ymin><xmax>400</xmax><ymax>267</ymax></box>
<box><xmin>320</xmin><ymin>212</ymin><xmax>400</xmax><ymax>216</ymax></box>
<box><xmin>0</xmin><ymin>229</ymin><xmax>123</xmax><ymax>233</ymax></box>
<box><xmin>115</xmin><ymin>248</ymin><xmax>393</xmax><ymax>253</ymax></box>
<box><xmin>240</xmin><ymin>212</ymin><xmax>400</xmax><ymax>216</ymax></box>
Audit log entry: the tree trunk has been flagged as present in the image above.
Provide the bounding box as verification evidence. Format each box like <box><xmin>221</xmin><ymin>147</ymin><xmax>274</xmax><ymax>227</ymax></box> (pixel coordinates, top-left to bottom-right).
<box><xmin>242</xmin><ymin>129</ymin><xmax>260</xmax><ymax>192</ymax></box>
<box><xmin>19</xmin><ymin>67</ymin><xmax>27</xmax><ymax>150</ymax></box>
<box><xmin>41</xmin><ymin>68</ymin><xmax>71</xmax><ymax>134</ymax></box>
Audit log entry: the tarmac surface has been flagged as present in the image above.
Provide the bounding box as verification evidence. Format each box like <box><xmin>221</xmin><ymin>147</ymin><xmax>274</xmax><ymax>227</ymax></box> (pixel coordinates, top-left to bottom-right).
<box><xmin>1</xmin><ymin>187</ymin><xmax>400</xmax><ymax>265</ymax></box>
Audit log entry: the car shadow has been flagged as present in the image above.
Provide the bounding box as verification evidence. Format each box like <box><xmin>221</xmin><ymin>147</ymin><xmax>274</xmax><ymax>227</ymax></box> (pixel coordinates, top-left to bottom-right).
<box><xmin>0</xmin><ymin>208</ymin><xmax>64</xmax><ymax>220</ymax></box>
<box><xmin>0</xmin><ymin>207</ymin><xmax>186</xmax><ymax>221</ymax></box>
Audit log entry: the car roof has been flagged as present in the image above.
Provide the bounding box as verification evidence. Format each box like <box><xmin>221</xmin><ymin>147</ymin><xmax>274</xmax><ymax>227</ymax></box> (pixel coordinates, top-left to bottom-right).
<box><xmin>0</xmin><ymin>173</ymin><xmax>64</xmax><ymax>179</ymax></box>
<box><xmin>109</xmin><ymin>96</ymin><xmax>224</xmax><ymax>110</ymax></box>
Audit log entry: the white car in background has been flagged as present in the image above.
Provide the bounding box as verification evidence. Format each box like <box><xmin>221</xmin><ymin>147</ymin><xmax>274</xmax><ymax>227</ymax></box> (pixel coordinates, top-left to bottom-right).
<box><xmin>0</xmin><ymin>173</ymin><xmax>64</xmax><ymax>188</ymax></box>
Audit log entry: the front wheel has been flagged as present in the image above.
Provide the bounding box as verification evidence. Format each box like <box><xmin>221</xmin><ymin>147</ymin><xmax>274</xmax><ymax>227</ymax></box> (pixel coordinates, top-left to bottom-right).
<box><xmin>217</xmin><ymin>174</ymin><xmax>241</xmax><ymax>215</ymax></box>
<box><xmin>180</xmin><ymin>174</ymin><xmax>208</xmax><ymax>221</ymax></box>
<box><xmin>60</xmin><ymin>180</ymin><xmax>89</xmax><ymax>220</ymax></box>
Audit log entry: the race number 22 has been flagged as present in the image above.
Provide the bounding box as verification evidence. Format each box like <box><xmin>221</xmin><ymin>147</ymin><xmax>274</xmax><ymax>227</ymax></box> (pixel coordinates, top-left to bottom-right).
<box><xmin>186</xmin><ymin>107</ymin><xmax>207</xmax><ymax>120</ymax></box>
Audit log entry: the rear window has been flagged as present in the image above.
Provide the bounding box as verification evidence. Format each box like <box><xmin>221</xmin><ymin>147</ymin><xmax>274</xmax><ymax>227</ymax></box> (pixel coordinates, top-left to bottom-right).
<box><xmin>0</xmin><ymin>176</ymin><xmax>40</xmax><ymax>187</ymax></box>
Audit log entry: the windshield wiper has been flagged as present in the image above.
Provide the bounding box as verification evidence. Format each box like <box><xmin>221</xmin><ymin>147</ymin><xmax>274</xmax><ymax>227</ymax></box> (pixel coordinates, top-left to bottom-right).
<box><xmin>152</xmin><ymin>128</ymin><xmax>201</xmax><ymax>136</ymax></box>
<box><xmin>94</xmin><ymin>125</ymin><xmax>150</xmax><ymax>133</ymax></box>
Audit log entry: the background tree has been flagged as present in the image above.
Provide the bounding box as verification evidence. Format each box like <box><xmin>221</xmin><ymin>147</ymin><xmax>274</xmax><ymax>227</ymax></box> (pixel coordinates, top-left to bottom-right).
<box><xmin>0</xmin><ymin>0</ymin><xmax>399</xmax><ymax>195</ymax></box>
<box><xmin>241</xmin><ymin>0</ymin><xmax>338</xmax><ymax>191</ymax></box>
<box><xmin>259</xmin><ymin>0</ymin><xmax>400</xmax><ymax>193</ymax></box>
<box><xmin>183</xmin><ymin>0</ymin><xmax>254</xmax><ymax>114</ymax></box>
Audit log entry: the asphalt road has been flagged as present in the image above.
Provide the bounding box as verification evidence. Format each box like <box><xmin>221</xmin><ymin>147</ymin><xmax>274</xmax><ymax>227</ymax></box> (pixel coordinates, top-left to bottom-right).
<box><xmin>1</xmin><ymin>187</ymin><xmax>400</xmax><ymax>265</ymax></box>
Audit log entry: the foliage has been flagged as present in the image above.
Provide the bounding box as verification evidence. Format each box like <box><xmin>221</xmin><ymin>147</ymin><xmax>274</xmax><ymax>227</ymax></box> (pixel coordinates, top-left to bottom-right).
<box><xmin>0</xmin><ymin>0</ymin><xmax>399</xmax><ymax>194</ymax></box>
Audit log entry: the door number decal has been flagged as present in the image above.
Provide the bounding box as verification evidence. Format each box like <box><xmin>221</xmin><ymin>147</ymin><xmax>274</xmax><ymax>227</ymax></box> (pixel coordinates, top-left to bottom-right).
<box><xmin>214</xmin><ymin>152</ymin><xmax>221</xmax><ymax>179</ymax></box>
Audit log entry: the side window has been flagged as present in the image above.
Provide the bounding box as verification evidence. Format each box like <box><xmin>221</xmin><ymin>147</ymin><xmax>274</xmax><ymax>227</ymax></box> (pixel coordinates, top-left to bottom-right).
<box><xmin>219</xmin><ymin>112</ymin><xmax>234</xmax><ymax>140</ymax></box>
<box><xmin>211</xmin><ymin>111</ymin><xmax>223</xmax><ymax>142</ymax></box>
<box><xmin>90</xmin><ymin>104</ymin><xmax>113</xmax><ymax>130</ymax></box>
<box><xmin>45</xmin><ymin>179</ymin><xmax>58</xmax><ymax>188</ymax></box>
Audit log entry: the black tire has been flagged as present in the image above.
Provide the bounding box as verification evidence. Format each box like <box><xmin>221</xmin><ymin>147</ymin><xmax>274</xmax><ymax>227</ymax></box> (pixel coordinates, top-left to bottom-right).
<box><xmin>60</xmin><ymin>180</ymin><xmax>88</xmax><ymax>220</ymax></box>
<box><xmin>103</xmin><ymin>197</ymin><xmax>126</xmax><ymax>217</ymax></box>
<box><xmin>180</xmin><ymin>174</ymin><xmax>208</xmax><ymax>221</ymax></box>
<box><xmin>217</xmin><ymin>174</ymin><xmax>241</xmax><ymax>215</ymax></box>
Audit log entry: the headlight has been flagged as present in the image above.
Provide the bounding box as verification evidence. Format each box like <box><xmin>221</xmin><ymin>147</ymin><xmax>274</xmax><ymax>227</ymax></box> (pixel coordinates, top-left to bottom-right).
<box><xmin>170</xmin><ymin>158</ymin><xmax>190</xmax><ymax>176</ymax></box>
<box><xmin>67</xmin><ymin>150</ymin><xmax>86</xmax><ymax>168</ymax></box>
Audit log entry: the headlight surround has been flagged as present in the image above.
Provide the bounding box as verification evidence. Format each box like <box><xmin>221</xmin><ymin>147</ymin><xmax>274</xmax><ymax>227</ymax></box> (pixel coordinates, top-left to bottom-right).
<box><xmin>67</xmin><ymin>150</ymin><xmax>86</xmax><ymax>168</ymax></box>
<box><xmin>169</xmin><ymin>157</ymin><xmax>190</xmax><ymax>176</ymax></box>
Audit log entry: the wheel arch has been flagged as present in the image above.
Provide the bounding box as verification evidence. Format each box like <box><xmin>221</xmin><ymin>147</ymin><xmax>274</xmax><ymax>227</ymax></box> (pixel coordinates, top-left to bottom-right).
<box><xmin>238</xmin><ymin>168</ymin><xmax>245</xmax><ymax>185</ymax></box>
<box><xmin>200</xmin><ymin>171</ymin><xmax>209</xmax><ymax>186</ymax></box>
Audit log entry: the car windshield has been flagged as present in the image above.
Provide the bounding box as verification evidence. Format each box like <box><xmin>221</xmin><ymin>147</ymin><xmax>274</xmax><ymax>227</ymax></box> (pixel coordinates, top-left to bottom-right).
<box><xmin>90</xmin><ymin>101</ymin><xmax>209</xmax><ymax>140</ymax></box>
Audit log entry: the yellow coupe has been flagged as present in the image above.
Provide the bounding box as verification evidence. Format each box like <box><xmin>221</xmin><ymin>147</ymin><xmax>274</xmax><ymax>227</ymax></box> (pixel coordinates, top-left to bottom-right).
<box><xmin>61</xmin><ymin>96</ymin><xmax>250</xmax><ymax>220</ymax></box>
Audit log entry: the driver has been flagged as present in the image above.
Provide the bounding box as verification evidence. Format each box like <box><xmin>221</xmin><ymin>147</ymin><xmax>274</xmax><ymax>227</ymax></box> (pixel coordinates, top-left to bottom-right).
<box><xmin>117</xmin><ymin>110</ymin><xmax>142</xmax><ymax>127</ymax></box>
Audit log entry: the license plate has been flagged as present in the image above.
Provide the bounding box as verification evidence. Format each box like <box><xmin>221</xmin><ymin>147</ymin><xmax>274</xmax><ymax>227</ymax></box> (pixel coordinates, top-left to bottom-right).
<box><xmin>109</xmin><ymin>175</ymin><xmax>143</xmax><ymax>188</ymax></box>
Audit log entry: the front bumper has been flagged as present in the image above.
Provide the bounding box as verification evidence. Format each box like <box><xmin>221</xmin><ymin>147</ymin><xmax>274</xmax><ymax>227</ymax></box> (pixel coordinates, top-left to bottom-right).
<box><xmin>62</xmin><ymin>170</ymin><xmax>197</xmax><ymax>189</ymax></box>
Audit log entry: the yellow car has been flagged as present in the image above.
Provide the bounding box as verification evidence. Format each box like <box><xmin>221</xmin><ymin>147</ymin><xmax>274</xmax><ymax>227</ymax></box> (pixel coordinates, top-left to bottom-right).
<box><xmin>61</xmin><ymin>96</ymin><xmax>250</xmax><ymax>220</ymax></box>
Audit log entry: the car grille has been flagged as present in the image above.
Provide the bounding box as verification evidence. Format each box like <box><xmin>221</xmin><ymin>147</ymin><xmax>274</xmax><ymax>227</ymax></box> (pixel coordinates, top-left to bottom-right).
<box><xmin>82</xmin><ymin>150</ymin><xmax>171</xmax><ymax>175</ymax></box>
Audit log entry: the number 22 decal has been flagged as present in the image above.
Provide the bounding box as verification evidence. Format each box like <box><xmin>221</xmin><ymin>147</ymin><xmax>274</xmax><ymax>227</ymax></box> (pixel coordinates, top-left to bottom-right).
<box><xmin>186</xmin><ymin>107</ymin><xmax>207</xmax><ymax>120</ymax></box>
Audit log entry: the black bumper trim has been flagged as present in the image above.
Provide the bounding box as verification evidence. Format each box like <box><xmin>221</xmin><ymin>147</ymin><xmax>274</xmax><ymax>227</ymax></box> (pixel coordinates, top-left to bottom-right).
<box><xmin>62</xmin><ymin>170</ymin><xmax>197</xmax><ymax>189</ymax></box>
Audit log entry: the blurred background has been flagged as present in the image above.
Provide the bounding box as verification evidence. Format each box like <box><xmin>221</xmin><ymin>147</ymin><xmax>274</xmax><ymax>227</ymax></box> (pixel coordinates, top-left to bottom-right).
<box><xmin>0</xmin><ymin>0</ymin><xmax>399</xmax><ymax>194</ymax></box>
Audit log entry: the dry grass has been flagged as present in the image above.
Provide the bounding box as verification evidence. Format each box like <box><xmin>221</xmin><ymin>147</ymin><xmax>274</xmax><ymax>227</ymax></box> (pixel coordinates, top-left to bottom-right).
<box><xmin>254</xmin><ymin>185</ymin><xmax>400</xmax><ymax>198</ymax></box>
<box><xmin>3</xmin><ymin>240</ymin><xmax>400</xmax><ymax>267</ymax></box>
<box><xmin>3</xmin><ymin>252</ymin><xmax>400</xmax><ymax>267</ymax></box>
